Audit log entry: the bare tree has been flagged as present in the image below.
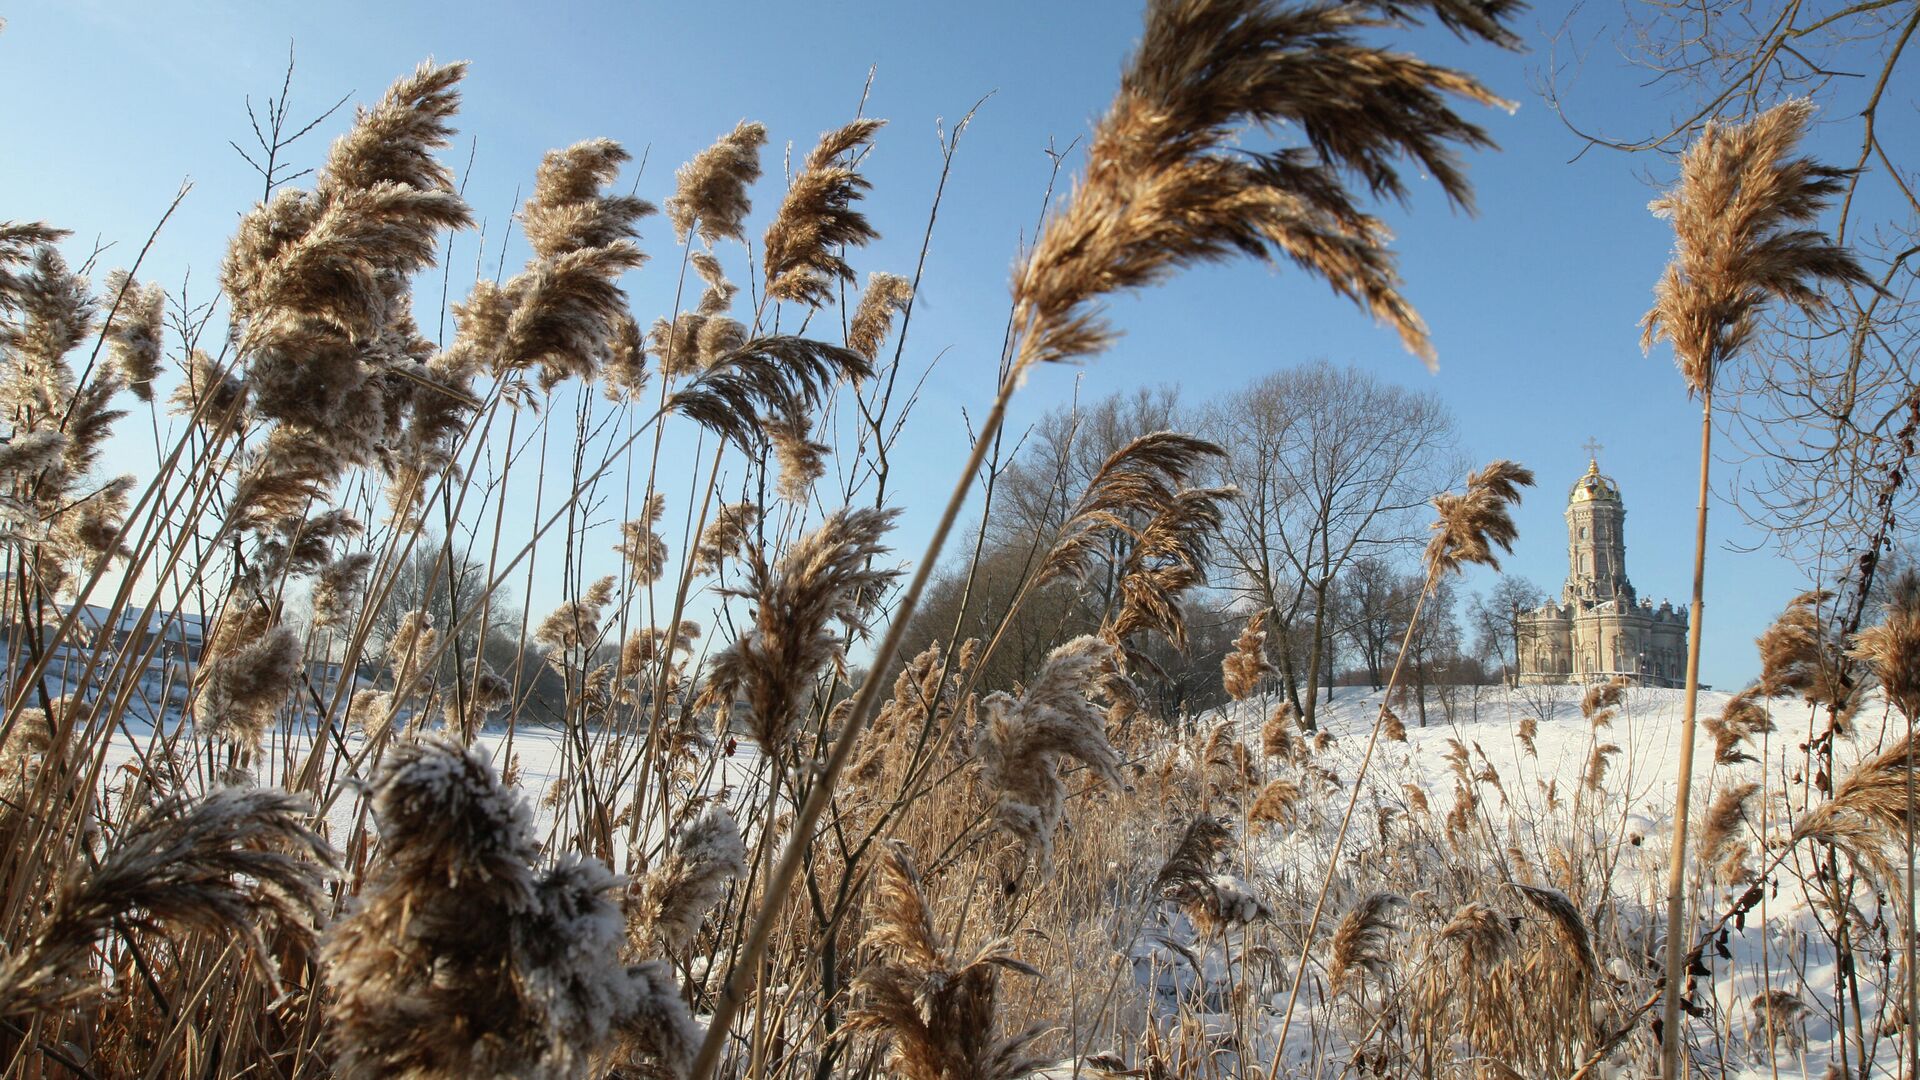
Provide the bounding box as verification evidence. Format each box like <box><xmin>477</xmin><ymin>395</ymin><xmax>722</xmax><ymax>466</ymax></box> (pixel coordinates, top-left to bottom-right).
<box><xmin>1466</xmin><ymin>573</ymin><xmax>1546</xmax><ymax>680</ymax></box>
<box><xmin>1208</xmin><ymin>360</ymin><xmax>1458</xmax><ymax>728</ymax></box>
<box><xmin>1335</xmin><ymin>555</ymin><xmax>1418</xmax><ymax>689</ymax></box>
<box><xmin>368</xmin><ymin>537</ymin><xmax>543</xmax><ymax>712</ymax></box>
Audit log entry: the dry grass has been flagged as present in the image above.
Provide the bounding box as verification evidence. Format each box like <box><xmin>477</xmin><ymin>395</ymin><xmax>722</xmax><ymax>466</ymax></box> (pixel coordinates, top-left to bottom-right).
<box><xmin>1</xmin><ymin>2</ymin><xmax>1898</xmax><ymax>1080</ymax></box>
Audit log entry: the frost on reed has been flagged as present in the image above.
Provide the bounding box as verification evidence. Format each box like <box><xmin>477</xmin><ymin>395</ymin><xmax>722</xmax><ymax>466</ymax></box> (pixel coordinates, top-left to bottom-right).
<box><xmin>0</xmin><ymin>787</ymin><xmax>332</xmax><ymax>1022</ymax></box>
<box><xmin>844</xmin><ymin>842</ymin><xmax>1047</xmax><ymax>1080</ymax></box>
<box><xmin>0</xmin><ymin>229</ymin><xmax>137</xmax><ymax>597</ymax></box>
<box><xmin>628</xmin><ymin>805</ymin><xmax>747</xmax><ymax>954</ymax></box>
<box><xmin>323</xmin><ymin>737</ymin><xmax>699</xmax><ymax>1079</ymax></box>
<box><xmin>701</xmin><ymin>507</ymin><xmax>899</xmax><ymax>756</ymax></box>
<box><xmin>194</xmin><ymin>624</ymin><xmax>303</xmax><ymax>751</ymax></box>
<box><xmin>972</xmin><ymin>635</ymin><xmax>1131</xmax><ymax>870</ymax></box>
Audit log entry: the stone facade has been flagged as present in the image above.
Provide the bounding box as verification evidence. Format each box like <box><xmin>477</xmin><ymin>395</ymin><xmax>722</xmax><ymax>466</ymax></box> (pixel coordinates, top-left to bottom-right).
<box><xmin>1515</xmin><ymin>460</ymin><xmax>1689</xmax><ymax>687</ymax></box>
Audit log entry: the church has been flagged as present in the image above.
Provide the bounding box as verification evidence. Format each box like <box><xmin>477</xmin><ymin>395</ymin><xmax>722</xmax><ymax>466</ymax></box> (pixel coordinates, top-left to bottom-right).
<box><xmin>1515</xmin><ymin>454</ymin><xmax>1690</xmax><ymax>687</ymax></box>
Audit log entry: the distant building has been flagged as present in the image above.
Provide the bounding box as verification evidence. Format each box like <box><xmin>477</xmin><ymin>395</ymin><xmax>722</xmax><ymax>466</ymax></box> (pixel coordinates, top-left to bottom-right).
<box><xmin>1516</xmin><ymin>457</ymin><xmax>1689</xmax><ymax>687</ymax></box>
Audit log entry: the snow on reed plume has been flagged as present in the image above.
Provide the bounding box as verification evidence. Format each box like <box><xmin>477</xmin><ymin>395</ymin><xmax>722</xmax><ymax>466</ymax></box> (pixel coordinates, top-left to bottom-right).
<box><xmin>0</xmin><ymin>787</ymin><xmax>332</xmax><ymax>1022</ymax></box>
<box><xmin>628</xmin><ymin>806</ymin><xmax>747</xmax><ymax>955</ymax></box>
<box><xmin>323</xmin><ymin>737</ymin><xmax>699</xmax><ymax>1078</ymax></box>
<box><xmin>972</xmin><ymin>635</ymin><xmax>1131</xmax><ymax>870</ymax></box>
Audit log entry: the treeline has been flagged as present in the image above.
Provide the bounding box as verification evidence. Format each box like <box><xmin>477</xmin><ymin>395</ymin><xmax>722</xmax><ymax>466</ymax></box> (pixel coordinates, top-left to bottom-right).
<box><xmin>899</xmin><ymin>363</ymin><xmax>1548</xmax><ymax>726</ymax></box>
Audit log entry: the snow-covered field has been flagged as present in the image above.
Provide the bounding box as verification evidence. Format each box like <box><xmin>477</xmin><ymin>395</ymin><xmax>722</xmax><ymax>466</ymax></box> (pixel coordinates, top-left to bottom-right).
<box><xmin>85</xmin><ymin>681</ymin><xmax>1911</xmax><ymax>1078</ymax></box>
<box><xmin>1114</xmin><ymin>682</ymin><xmax>1910</xmax><ymax>1079</ymax></box>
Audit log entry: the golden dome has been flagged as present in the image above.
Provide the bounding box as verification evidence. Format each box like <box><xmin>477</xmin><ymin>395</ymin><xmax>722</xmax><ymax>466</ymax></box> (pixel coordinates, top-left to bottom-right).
<box><xmin>1569</xmin><ymin>458</ymin><xmax>1620</xmax><ymax>503</ymax></box>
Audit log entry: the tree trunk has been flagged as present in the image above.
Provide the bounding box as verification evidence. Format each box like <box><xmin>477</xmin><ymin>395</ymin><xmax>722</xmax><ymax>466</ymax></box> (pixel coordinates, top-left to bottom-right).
<box><xmin>1303</xmin><ymin>580</ymin><xmax>1328</xmax><ymax>729</ymax></box>
<box><xmin>1662</xmin><ymin>387</ymin><xmax>1713</xmax><ymax>1080</ymax></box>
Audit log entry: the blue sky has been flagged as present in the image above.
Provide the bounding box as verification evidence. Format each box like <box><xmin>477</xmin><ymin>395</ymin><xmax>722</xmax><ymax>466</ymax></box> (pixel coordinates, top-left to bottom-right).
<box><xmin>0</xmin><ymin>0</ymin><xmax>1881</xmax><ymax>687</ymax></box>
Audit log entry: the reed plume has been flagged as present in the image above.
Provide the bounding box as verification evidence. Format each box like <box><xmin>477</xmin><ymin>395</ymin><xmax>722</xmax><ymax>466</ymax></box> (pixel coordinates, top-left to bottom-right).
<box><xmin>101</xmin><ymin>269</ymin><xmax>165</xmax><ymax>400</ymax></box>
<box><xmin>1440</xmin><ymin>900</ymin><xmax>1517</xmax><ymax>975</ymax></box>
<box><xmin>324</xmin><ymin>737</ymin><xmax>696</xmax><ymax>1079</ymax></box>
<box><xmin>1222</xmin><ymin>610</ymin><xmax>1273</xmax><ymax>701</ymax></box>
<box><xmin>1249</xmin><ymin>777</ymin><xmax>1302</xmax><ymax>826</ymax></box>
<box><xmin>1580</xmin><ymin>676</ymin><xmax>1628</xmax><ymax>719</ymax></box>
<box><xmin>1034</xmin><ymin>432</ymin><xmax>1226</xmax><ymax>600</ymax></box>
<box><xmin>1703</xmin><ymin>686</ymin><xmax>1773</xmax><ymax>763</ymax></box>
<box><xmin>1425</xmin><ymin>459</ymin><xmax>1533</xmax><ymax>577</ymax></box>
<box><xmin>222</xmin><ymin>61</ymin><xmax>473</xmax><ymax>487</ymax></box>
<box><xmin>1510</xmin><ymin>883</ymin><xmax>1597</xmax><ymax>980</ymax></box>
<box><xmin>1009</xmin><ymin>0</ymin><xmax>1518</xmax><ymax>374</ymax></box>
<box><xmin>619</xmin><ymin>492</ymin><xmax>670</xmax><ymax>586</ymax></box>
<box><xmin>456</xmin><ymin>138</ymin><xmax>650</xmax><ymax>390</ymax></box>
<box><xmin>1263</xmin><ymin>701</ymin><xmax>1302</xmax><ymax>761</ymax></box>
<box><xmin>666</xmin><ymin>120</ymin><xmax>767</xmax><ymax>246</ymax></box>
<box><xmin>701</xmin><ymin>507</ymin><xmax>899</xmax><ymax>755</ymax></box>
<box><xmin>1329</xmin><ymin>892</ymin><xmax>1405</xmax><ymax>993</ymax></box>
<box><xmin>764</xmin><ymin>406</ymin><xmax>830</xmax><ymax>504</ymax></box>
<box><xmin>848</xmin><ymin>271</ymin><xmax>914</xmax><ymax>361</ymax></box>
<box><xmin>764</xmin><ymin>119</ymin><xmax>884</xmax><ymax>307</ymax></box>
<box><xmin>536</xmin><ymin>574</ymin><xmax>618</xmax><ymax>654</ymax></box>
<box><xmin>693</xmin><ymin>501</ymin><xmax>757</xmax><ymax>576</ymax></box>
<box><xmin>1756</xmin><ymin>589</ymin><xmax>1849</xmax><ymax>706</ymax></box>
<box><xmin>1643</xmin><ymin>99</ymin><xmax>1875</xmax><ymax>395</ymax></box>
<box><xmin>1702</xmin><ymin>781</ymin><xmax>1760</xmax><ymax>885</ymax></box>
<box><xmin>667</xmin><ymin>335</ymin><xmax>872</xmax><ymax>450</ymax></box>
<box><xmin>1851</xmin><ymin>569</ymin><xmax>1920</xmax><ymax>717</ymax></box>
<box><xmin>844</xmin><ymin>842</ymin><xmax>1047</xmax><ymax>1080</ymax></box>
<box><xmin>972</xmin><ymin>635</ymin><xmax>1131</xmax><ymax>869</ymax></box>
<box><xmin>0</xmin><ymin>787</ymin><xmax>333</xmax><ymax>1022</ymax></box>
<box><xmin>1791</xmin><ymin>733</ymin><xmax>1920</xmax><ymax>898</ymax></box>
<box><xmin>194</xmin><ymin>624</ymin><xmax>303</xmax><ymax>751</ymax></box>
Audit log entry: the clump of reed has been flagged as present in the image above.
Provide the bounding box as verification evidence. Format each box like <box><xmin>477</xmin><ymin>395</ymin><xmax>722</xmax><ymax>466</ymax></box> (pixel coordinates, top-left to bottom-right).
<box><xmin>0</xmin><ymin>1</ymin><xmax>1673</xmax><ymax>1078</ymax></box>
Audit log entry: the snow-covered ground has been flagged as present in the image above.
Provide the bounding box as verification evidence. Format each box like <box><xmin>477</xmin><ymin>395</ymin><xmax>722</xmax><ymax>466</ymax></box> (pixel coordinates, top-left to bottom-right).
<box><xmin>81</xmin><ymin>679</ymin><xmax>1913</xmax><ymax>1078</ymax></box>
<box><xmin>1114</xmin><ymin>682</ymin><xmax>1912</xmax><ymax>1079</ymax></box>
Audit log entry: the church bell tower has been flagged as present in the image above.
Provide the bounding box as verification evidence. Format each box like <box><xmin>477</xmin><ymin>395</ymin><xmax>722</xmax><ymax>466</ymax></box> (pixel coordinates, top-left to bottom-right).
<box><xmin>1563</xmin><ymin>455</ymin><xmax>1634</xmax><ymax>607</ymax></box>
